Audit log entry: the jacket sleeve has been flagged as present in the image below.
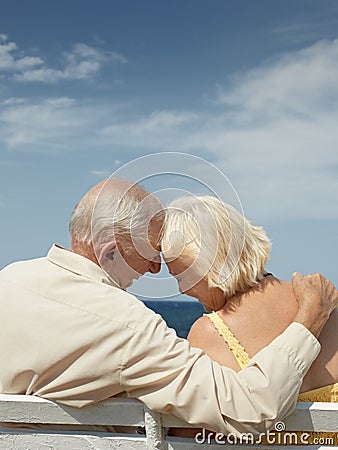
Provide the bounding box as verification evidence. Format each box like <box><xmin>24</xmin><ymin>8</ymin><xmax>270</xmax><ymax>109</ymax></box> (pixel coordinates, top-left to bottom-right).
<box><xmin>120</xmin><ymin>312</ymin><xmax>320</xmax><ymax>436</ymax></box>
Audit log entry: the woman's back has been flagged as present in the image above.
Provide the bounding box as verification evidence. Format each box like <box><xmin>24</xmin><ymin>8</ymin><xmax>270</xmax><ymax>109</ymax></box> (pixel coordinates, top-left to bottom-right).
<box><xmin>188</xmin><ymin>276</ymin><xmax>338</xmax><ymax>393</ymax></box>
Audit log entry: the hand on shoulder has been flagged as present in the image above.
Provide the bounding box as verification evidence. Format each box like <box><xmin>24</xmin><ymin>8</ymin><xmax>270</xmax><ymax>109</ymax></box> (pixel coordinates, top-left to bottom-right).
<box><xmin>292</xmin><ymin>272</ymin><xmax>338</xmax><ymax>338</ymax></box>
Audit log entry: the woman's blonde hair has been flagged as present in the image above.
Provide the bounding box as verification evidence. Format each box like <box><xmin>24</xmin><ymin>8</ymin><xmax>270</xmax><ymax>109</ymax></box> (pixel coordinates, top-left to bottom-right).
<box><xmin>161</xmin><ymin>195</ymin><xmax>271</xmax><ymax>297</ymax></box>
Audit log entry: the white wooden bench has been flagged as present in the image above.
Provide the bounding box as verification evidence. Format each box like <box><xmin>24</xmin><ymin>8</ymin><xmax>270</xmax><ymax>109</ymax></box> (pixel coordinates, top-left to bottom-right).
<box><xmin>0</xmin><ymin>395</ymin><xmax>337</xmax><ymax>449</ymax></box>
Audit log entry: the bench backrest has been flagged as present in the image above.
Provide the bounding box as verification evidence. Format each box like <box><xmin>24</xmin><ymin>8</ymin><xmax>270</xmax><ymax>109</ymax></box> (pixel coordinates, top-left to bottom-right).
<box><xmin>0</xmin><ymin>395</ymin><xmax>337</xmax><ymax>449</ymax></box>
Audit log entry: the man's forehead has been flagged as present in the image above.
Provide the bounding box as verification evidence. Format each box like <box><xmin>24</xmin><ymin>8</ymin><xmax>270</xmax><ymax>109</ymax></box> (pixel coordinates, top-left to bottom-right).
<box><xmin>149</xmin><ymin>233</ymin><xmax>162</xmax><ymax>253</ymax></box>
<box><xmin>148</xmin><ymin>215</ymin><xmax>165</xmax><ymax>240</ymax></box>
<box><xmin>129</xmin><ymin>232</ymin><xmax>161</xmax><ymax>254</ymax></box>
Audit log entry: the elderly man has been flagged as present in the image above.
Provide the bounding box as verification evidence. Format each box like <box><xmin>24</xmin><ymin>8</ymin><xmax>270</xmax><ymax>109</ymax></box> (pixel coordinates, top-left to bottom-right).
<box><xmin>0</xmin><ymin>179</ymin><xmax>337</xmax><ymax>436</ymax></box>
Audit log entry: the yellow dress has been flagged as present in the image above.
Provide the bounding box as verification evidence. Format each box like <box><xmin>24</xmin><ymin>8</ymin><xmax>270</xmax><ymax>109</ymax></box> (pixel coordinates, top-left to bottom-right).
<box><xmin>206</xmin><ymin>312</ymin><xmax>338</xmax><ymax>445</ymax></box>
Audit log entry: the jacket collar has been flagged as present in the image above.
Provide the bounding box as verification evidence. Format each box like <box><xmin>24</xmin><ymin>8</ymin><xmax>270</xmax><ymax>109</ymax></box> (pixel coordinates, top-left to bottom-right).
<box><xmin>47</xmin><ymin>244</ymin><xmax>120</xmax><ymax>288</ymax></box>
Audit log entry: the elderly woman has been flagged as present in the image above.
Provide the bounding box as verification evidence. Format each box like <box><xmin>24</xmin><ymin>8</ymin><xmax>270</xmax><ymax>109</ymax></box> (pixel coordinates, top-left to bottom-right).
<box><xmin>162</xmin><ymin>195</ymin><xmax>337</xmax><ymax>403</ymax></box>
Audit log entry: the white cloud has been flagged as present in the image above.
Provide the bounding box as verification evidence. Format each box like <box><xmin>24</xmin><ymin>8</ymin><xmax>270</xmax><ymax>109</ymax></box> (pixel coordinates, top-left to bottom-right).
<box><xmin>100</xmin><ymin>40</ymin><xmax>338</xmax><ymax>221</ymax></box>
<box><xmin>1</xmin><ymin>39</ymin><xmax>337</xmax><ymax>221</ymax></box>
<box><xmin>0</xmin><ymin>35</ymin><xmax>127</xmax><ymax>83</ymax></box>
<box><xmin>101</xmin><ymin>110</ymin><xmax>201</xmax><ymax>150</ymax></box>
<box><xmin>269</xmin><ymin>5</ymin><xmax>338</xmax><ymax>46</ymax></box>
<box><xmin>201</xmin><ymin>40</ymin><xmax>338</xmax><ymax>220</ymax></box>
<box><xmin>0</xmin><ymin>96</ymin><xmax>125</xmax><ymax>154</ymax></box>
<box><xmin>0</xmin><ymin>97</ymin><xmax>96</xmax><ymax>151</ymax></box>
<box><xmin>0</xmin><ymin>35</ymin><xmax>43</xmax><ymax>72</ymax></box>
<box><xmin>67</xmin><ymin>43</ymin><xmax>127</xmax><ymax>65</ymax></box>
<box><xmin>2</xmin><ymin>97</ymin><xmax>25</xmax><ymax>106</ymax></box>
<box><xmin>217</xmin><ymin>39</ymin><xmax>338</xmax><ymax>119</ymax></box>
<box><xmin>90</xmin><ymin>170</ymin><xmax>109</xmax><ymax>177</ymax></box>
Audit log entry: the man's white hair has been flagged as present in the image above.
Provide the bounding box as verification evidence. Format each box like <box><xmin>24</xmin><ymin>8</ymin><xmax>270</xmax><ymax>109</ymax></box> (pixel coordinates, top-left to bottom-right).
<box><xmin>162</xmin><ymin>195</ymin><xmax>271</xmax><ymax>297</ymax></box>
<box><xmin>69</xmin><ymin>180</ymin><xmax>164</xmax><ymax>249</ymax></box>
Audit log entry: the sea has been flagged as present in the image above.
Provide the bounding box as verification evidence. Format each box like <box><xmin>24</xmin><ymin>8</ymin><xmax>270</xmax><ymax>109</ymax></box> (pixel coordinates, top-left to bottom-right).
<box><xmin>142</xmin><ymin>299</ymin><xmax>205</xmax><ymax>338</ymax></box>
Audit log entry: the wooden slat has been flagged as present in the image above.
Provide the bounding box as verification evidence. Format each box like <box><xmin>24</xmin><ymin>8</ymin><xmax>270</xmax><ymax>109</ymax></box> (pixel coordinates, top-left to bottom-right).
<box><xmin>0</xmin><ymin>395</ymin><xmax>145</xmax><ymax>426</ymax></box>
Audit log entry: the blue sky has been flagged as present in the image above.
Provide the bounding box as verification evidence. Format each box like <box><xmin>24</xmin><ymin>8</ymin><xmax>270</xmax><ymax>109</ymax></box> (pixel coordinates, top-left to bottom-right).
<box><xmin>0</xmin><ymin>0</ymin><xmax>337</xmax><ymax>298</ymax></box>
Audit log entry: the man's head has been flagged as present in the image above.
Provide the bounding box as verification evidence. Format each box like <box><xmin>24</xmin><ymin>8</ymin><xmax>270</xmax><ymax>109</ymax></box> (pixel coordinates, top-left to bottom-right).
<box><xmin>69</xmin><ymin>178</ymin><xmax>165</xmax><ymax>289</ymax></box>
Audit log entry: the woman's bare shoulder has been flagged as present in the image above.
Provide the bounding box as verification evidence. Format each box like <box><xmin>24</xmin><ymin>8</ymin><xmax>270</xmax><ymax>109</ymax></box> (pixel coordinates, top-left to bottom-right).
<box><xmin>188</xmin><ymin>315</ymin><xmax>241</xmax><ymax>370</ymax></box>
<box><xmin>188</xmin><ymin>315</ymin><xmax>219</xmax><ymax>343</ymax></box>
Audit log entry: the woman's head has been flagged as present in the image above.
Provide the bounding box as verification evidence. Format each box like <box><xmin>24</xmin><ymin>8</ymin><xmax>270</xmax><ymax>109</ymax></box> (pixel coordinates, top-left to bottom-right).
<box><xmin>161</xmin><ymin>195</ymin><xmax>271</xmax><ymax>308</ymax></box>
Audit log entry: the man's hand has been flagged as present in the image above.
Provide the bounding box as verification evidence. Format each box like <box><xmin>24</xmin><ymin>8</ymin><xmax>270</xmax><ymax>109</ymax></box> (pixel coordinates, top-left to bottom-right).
<box><xmin>292</xmin><ymin>272</ymin><xmax>338</xmax><ymax>338</ymax></box>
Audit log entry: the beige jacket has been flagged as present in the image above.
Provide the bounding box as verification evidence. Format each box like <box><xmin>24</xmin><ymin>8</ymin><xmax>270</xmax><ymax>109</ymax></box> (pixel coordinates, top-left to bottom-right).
<box><xmin>0</xmin><ymin>245</ymin><xmax>320</xmax><ymax>435</ymax></box>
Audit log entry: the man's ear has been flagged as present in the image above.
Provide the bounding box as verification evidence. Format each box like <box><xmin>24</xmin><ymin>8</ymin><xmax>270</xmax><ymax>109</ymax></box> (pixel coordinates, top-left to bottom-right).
<box><xmin>97</xmin><ymin>240</ymin><xmax>117</xmax><ymax>267</ymax></box>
